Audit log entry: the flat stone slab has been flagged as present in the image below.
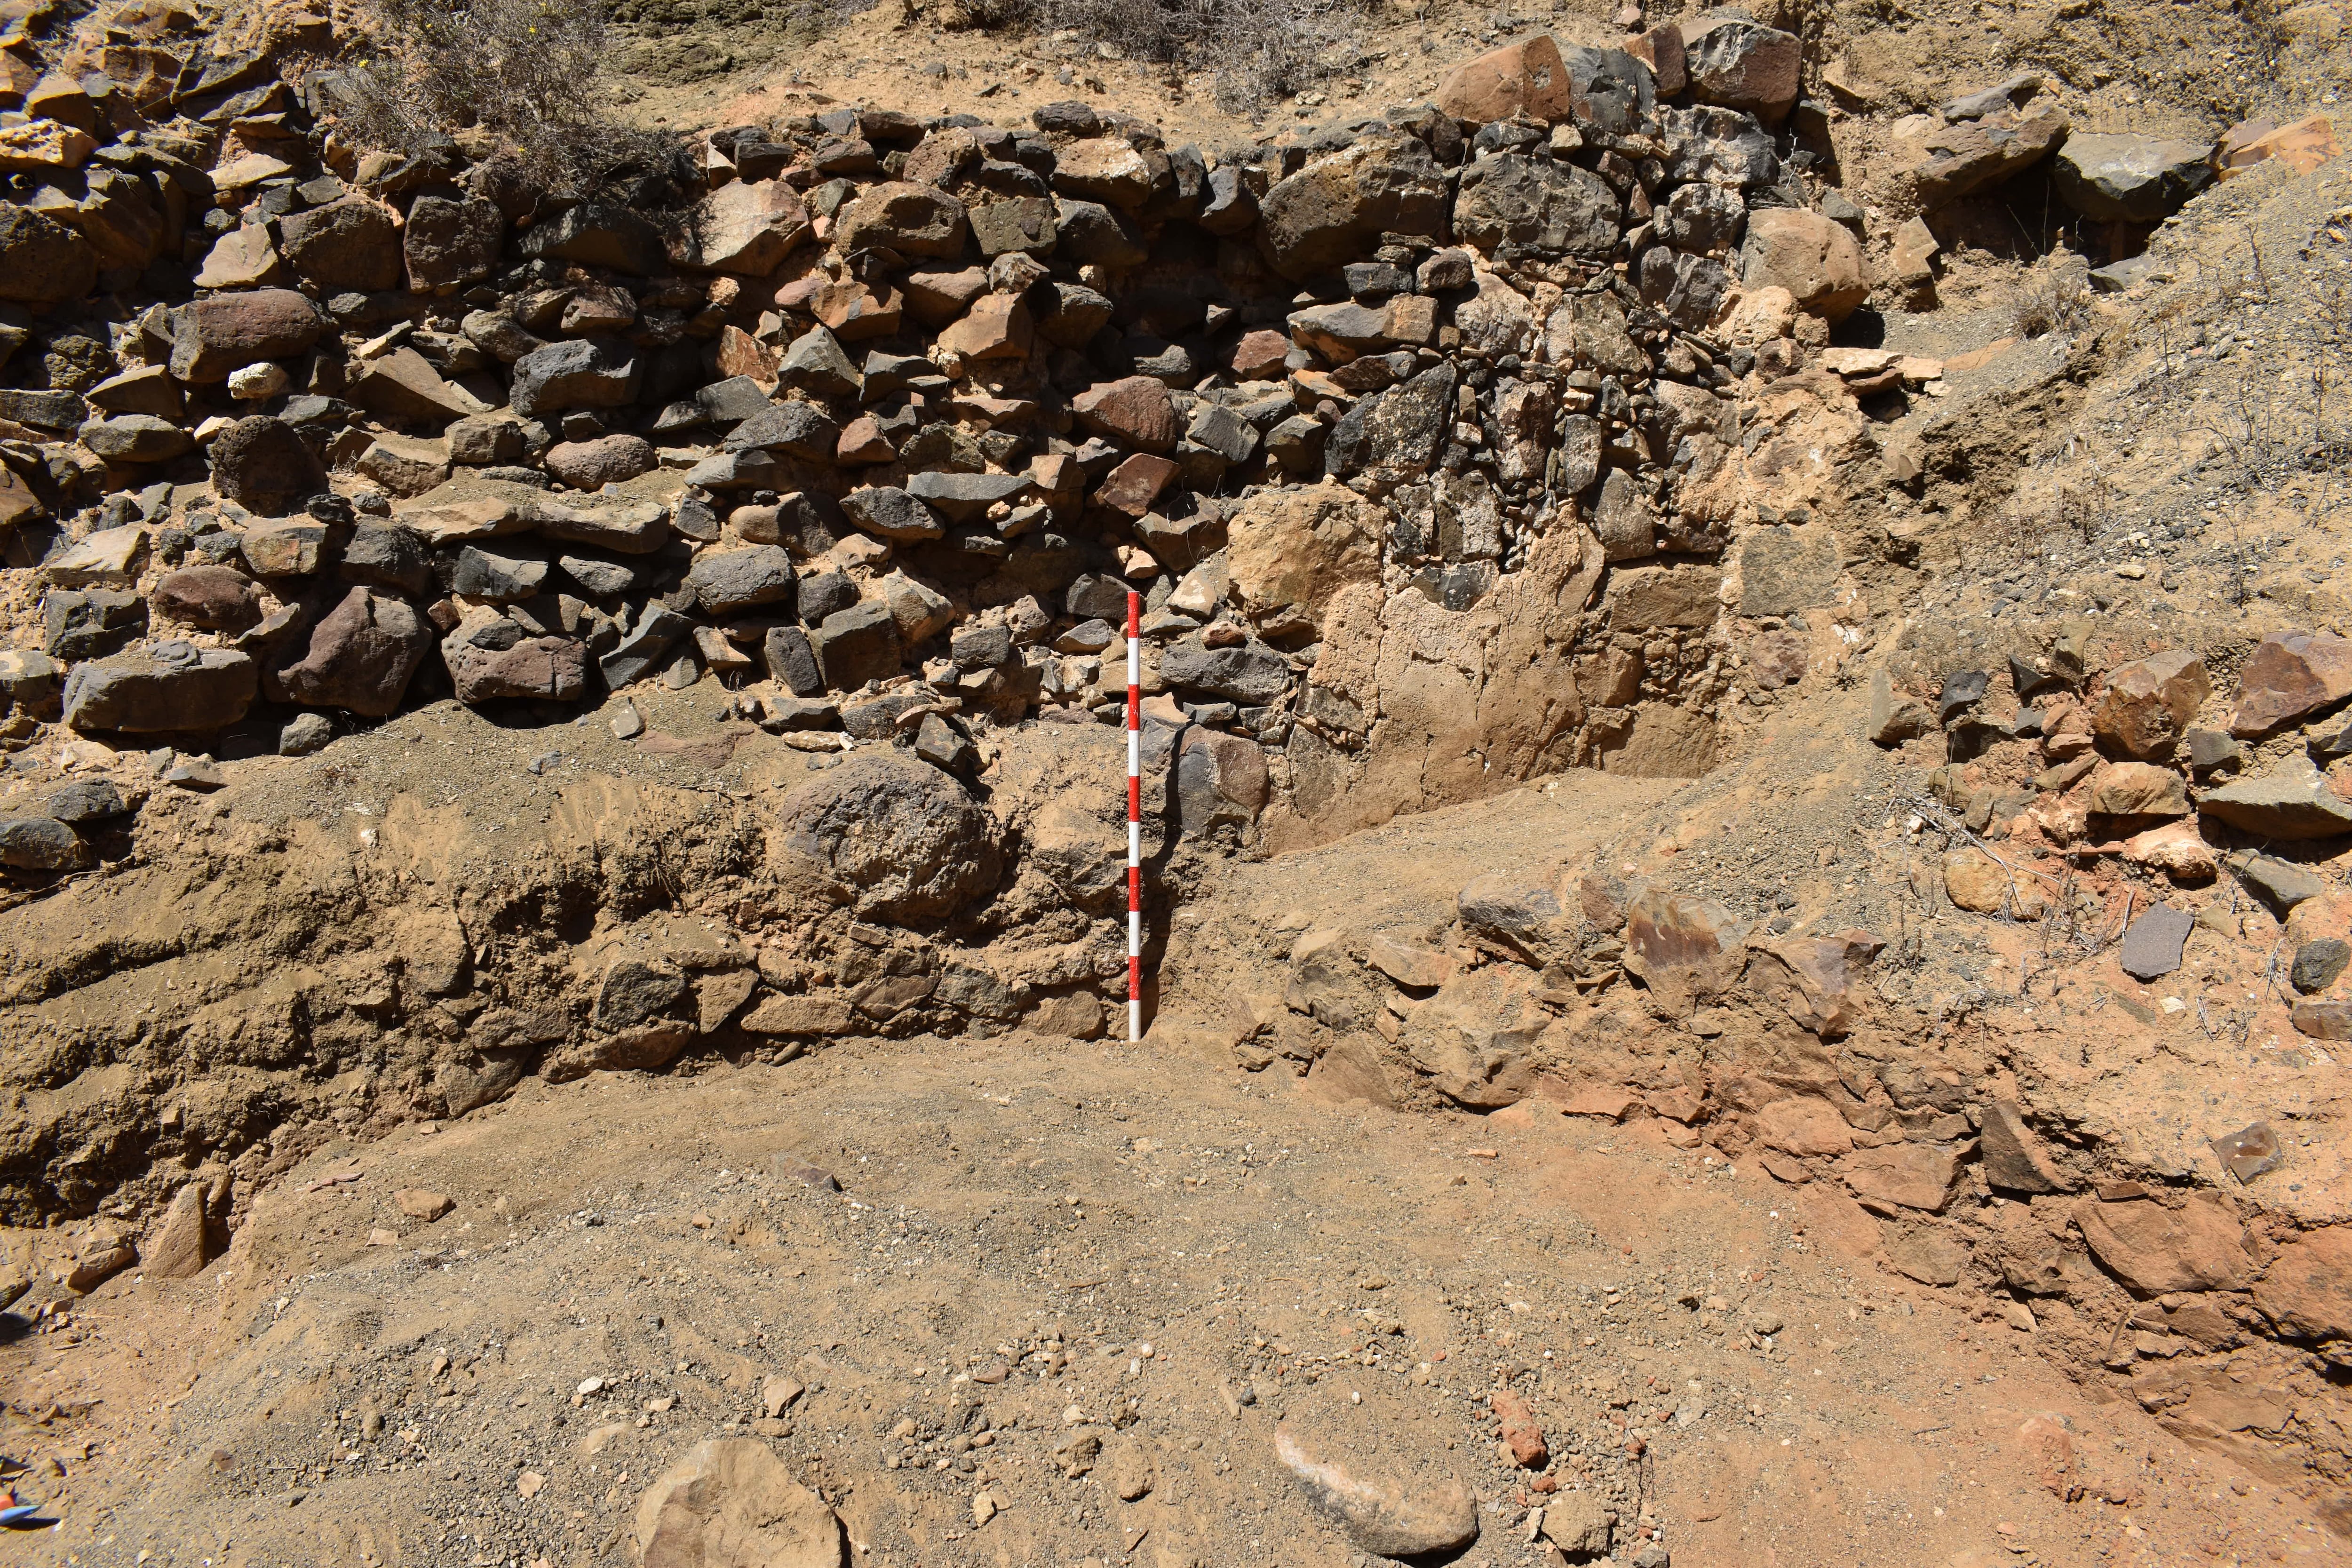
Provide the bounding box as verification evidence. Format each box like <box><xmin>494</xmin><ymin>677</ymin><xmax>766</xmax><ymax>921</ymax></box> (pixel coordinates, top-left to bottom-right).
<box><xmin>2119</xmin><ymin>903</ymin><xmax>2196</xmax><ymax>981</ymax></box>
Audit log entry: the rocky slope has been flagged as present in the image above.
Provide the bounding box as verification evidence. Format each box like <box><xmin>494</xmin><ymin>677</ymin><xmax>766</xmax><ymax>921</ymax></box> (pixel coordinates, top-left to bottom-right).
<box><xmin>3</xmin><ymin>0</ymin><xmax>2352</xmax><ymax>1556</ymax></box>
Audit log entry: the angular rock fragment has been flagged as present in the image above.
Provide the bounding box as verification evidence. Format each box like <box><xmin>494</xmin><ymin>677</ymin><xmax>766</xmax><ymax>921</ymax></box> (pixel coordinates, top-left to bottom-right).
<box><xmin>1274</xmin><ymin>1425</ymin><xmax>1478</xmax><ymax>1558</ymax></box>
<box><xmin>2228</xmin><ymin>629</ymin><xmax>2352</xmax><ymax>738</ymax></box>
<box><xmin>635</xmin><ymin>1440</ymin><xmax>844</xmax><ymax>1568</ymax></box>
<box><xmin>2092</xmin><ymin>649</ymin><xmax>2208</xmax><ymax>759</ymax></box>
<box><xmin>63</xmin><ymin>643</ymin><xmax>256</xmax><ymax>732</ymax></box>
<box><xmin>2200</xmin><ymin>756</ymin><xmax>2352</xmax><ymax>839</ymax></box>
<box><xmin>2053</xmin><ymin>134</ymin><xmax>2215</xmax><ymax>223</ymax></box>
<box><xmin>267</xmin><ymin>587</ymin><xmax>433</xmax><ymax>716</ymax></box>
<box><xmin>2075</xmin><ymin>1195</ymin><xmax>2248</xmax><ymax>1294</ymax></box>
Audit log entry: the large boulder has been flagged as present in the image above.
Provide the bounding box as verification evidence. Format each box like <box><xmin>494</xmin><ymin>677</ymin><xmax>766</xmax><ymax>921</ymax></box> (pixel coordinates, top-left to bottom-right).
<box><xmin>509</xmin><ymin>336</ymin><xmax>640</xmax><ymax>419</ymax></box>
<box><xmin>1453</xmin><ymin>154</ymin><xmax>1621</xmax><ymax>259</ymax></box>
<box><xmin>1175</xmin><ymin>729</ymin><xmax>1270</xmax><ymax>837</ymax></box>
<box><xmin>635</xmin><ymin>1439</ymin><xmax>843</xmax><ymax>1568</ymax></box>
<box><xmin>209</xmin><ymin>415</ymin><xmax>327</xmax><ymax>516</ymax></box>
<box><xmin>833</xmin><ymin>181</ymin><xmax>967</xmax><ymax>258</ymax></box>
<box><xmin>1224</xmin><ymin>479</ymin><xmax>1385</xmax><ymax>617</ymax></box>
<box><xmin>193</xmin><ymin>223</ymin><xmax>282</xmax><ymax>288</ymax></box>
<box><xmin>1257</xmin><ymin>131</ymin><xmax>1447</xmax><ymax>281</ymax></box>
<box><xmin>1748</xmin><ymin>931</ymin><xmax>1883</xmax><ymax>1037</ymax></box>
<box><xmin>442</xmin><ymin>613</ymin><xmax>589</xmax><ymax>703</ymax></box>
<box><xmin>0</xmin><ymin>814</ymin><xmax>89</xmax><ymax>871</ymax></box>
<box><xmin>1657</xmin><ymin>182</ymin><xmax>1748</xmax><ymax>252</ymax></box>
<box><xmin>1326</xmin><ymin>363</ymin><xmax>1456</xmax><ymax>479</ymax></box>
<box><xmin>0</xmin><ymin>648</ymin><xmax>64</xmax><ymax>713</ymax></box>
<box><xmin>2254</xmin><ymin>1226</ymin><xmax>2352</xmax><ymax>1346</ymax></box>
<box><xmin>2053</xmin><ymin>133</ymin><xmax>2215</xmax><ymax>223</ymax></box>
<box><xmin>1681</xmin><ymin>16</ymin><xmax>1801</xmax><ymax>122</ymax></box>
<box><xmin>1622</xmin><ymin>885</ymin><xmax>1747</xmax><ymax>1014</ymax></box>
<box><xmin>2074</xmin><ymin>1195</ymin><xmax>2249</xmax><ymax>1294</ymax></box>
<box><xmin>687</xmin><ymin>546</ymin><xmax>796</xmax><ymax>615</ymax></box>
<box><xmin>808</xmin><ymin>601</ymin><xmax>900</xmax><ymax>688</ymax></box>
<box><xmin>1661</xmin><ymin>104</ymin><xmax>1779</xmax><ymax>187</ymax></box>
<box><xmin>79</xmin><ymin>414</ymin><xmax>191</xmax><ymax>464</ymax></box>
<box><xmin>1073</xmin><ymin>375</ymin><xmax>1178</xmax><ymax>453</ymax></box>
<box><xmin>1053</xmin><ymin>198</ymin><xmax>1147</xmax><ymax>266</ymax></box>
<box><xmin>543</xmin><ymin>433</ymin><xmax>655</xmax><ymax>490</ymax></box>
<box><xmin>515</xmin><ymin>202</ymin><xmax>667</xmax><ymax>274</ymax></box>
<box><xmin>169</xmin><ymin>288</ymin><xmax>329</xmax><ymax>382</ymax></box>
<box><xmin>403</xmin><ymin>191</ymin><xmax>504</xmax><ymax>290</ymax></box>
<box><xmin>42</xmin><ymin>588</ymin><xmax>146</xmax><ymax>660</ymax></box>
<box><xmin>265</xmin><ymin>587</ymin><xmax>433</xmax><ymax>717</ymax></box>
<box><xmin>2199</xmin><ymin>756</ymin><xmax>2352</xmax><ymax>839</ymax></box>
<box><xmin>141</xmin><ymin>1180</ymin><xmax>222</xmax><ymax>1280</ymax></box>
<box><xmin>1911</xmin><ymin>101</ymin><xmax>2071</xmax><ymax>206</ymax></box>
<box><xmin>768</xmin><ymin>752</ymin><xmax>1004</xmax><ymax>923</ymax></box>
<box><xmin>278</xmin><ymin>196</ymin><xmax>402</xmax><ymax>290</ymax></box>
<box><xmin>1434</xmin><ymin>34</ymin><xmax>1571</xmax><ymax>123</ymax></box>
<box><xmin>1160</xmin><ymin>637</ymin><xmax>1293</xmax><ymax>704</ymax></box>
<box><xmin>151</xmin><ymin>565</ymin><xmax>262</xmax><ymax>630</ymax></box>
<box><xmin>1742</xmin><ymin>209</ymin><xmax>1869</xmax><ymax>321</ymax></box>
<box><xmin>0</xmin><ymin>201</ymin><xmax>97</xmax><ymax>305</ymax></box>
<box><xmin>62</xmin><ymin>642</ymin><xmax>257</xmax><ymax>732</ymax></box>
<box><xmin>1051</xmin><ymin>136</ymin><xmax>1155</xmax><ymax>208</ymax></box>
<box><xmin>1560</xmin><ymin>45</ymin><xmax>1657</xmax><ymax>135</ymax></box>
<box><xmin>699</xmin><ymin>178</ymin><xmax>811</xmax><ymax>276</ymax></box>
<box><xmin>349</xmin><ymin>347</ymin><xmax>492</xmax><ymax>424</ymax></box>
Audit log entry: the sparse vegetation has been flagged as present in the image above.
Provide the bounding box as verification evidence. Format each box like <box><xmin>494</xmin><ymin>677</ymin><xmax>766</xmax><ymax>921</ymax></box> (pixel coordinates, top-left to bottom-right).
<box><xmin>2007</xmin><ymin>262</ymin><xmax>2091</xmax><ymax>340</ymax></box>
<box><xmin>336</xmin><ymin>0</ymin><xmax>691</xmax><ymax>206</ymax></box>
<box><xmin>941</xmin><ymin>0</ymin><xmax>1372</xmax><ymax>118</ymax></box>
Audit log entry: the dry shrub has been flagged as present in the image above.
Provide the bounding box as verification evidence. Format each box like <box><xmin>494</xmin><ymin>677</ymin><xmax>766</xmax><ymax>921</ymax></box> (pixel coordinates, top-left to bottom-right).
<box><xmin>2008</xmin><ymin>265</ymin><xmax>2090</xmax><ymax>340</ymax></box>
<box><xmin>946</xmin><ymin>0</ymin><xmax>1367</xmax><ymax>119</ymax></box>
<box><xmin>335</xmin><ymin>0</ymin><xmax>689</xmax><ymax>207</ymax></box>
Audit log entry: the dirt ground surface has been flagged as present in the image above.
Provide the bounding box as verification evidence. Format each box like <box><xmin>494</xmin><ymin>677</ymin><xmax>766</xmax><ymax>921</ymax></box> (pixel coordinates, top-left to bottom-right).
<box><xmin>8</xmin><ymin>1028</ymin><xmax>2346</xmax><ymax>1568</ymax></box>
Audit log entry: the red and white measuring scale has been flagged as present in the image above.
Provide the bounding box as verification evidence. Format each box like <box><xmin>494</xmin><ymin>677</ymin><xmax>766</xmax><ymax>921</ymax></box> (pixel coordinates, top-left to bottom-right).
<box><xmin>1124</xmin><ymin>591</ymin><xmax>1142</xmax><ymax>1043</ymax></box>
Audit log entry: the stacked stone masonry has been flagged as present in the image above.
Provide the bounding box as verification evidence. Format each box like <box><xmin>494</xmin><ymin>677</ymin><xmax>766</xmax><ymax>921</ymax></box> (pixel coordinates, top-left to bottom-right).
<box><xmin>0</xmin><ymin>10</ymin><xmax>1888</xmax><ymax>794</ymax></box>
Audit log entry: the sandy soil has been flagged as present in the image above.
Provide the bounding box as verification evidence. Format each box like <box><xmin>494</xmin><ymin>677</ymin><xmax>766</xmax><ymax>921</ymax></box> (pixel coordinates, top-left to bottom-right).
<box><xmin>8</xmin><ymin>1029</ymin><xmax>2341</xmax><ymax>1568</ymax></box>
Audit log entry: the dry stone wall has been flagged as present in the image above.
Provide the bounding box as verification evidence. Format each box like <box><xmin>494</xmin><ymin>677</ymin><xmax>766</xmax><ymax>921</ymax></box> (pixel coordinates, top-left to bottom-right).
<box><xmin>0</xmin><ymin>5</ymin><xmax>1889</xmax><ymax>852</ymax></box>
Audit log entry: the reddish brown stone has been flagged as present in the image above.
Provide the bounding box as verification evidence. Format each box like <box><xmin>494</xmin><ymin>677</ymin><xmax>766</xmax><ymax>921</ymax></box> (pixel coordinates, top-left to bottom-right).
<box><xmin>169</xmin><ymin>288</ymin><xmax>328</xmax><ymax>382</ymax></box>
<box><xmin>1073</xmin><ymin>375</ymin><xmax>1179</xmax><ymax>454</ymax></box>
<box><xmin>1621</xmin><ymin>886</ymin><xmax>1746</xmax><ymax>1015</ymax></box>
<box><xmin>2254</xmin><ymin>1226</ymin><xmax>2352</xmax><ymax>1342</ymax></box>
<box><xmin>811</xmin><ymin>278</ymin><xmax>904</xmax><ymax>340</ymax></box>
<box><xmin>1747</xmin><ymin>930</ymin><xmax>1882</xmax><ymax>1037</ymax></box>
<box><xmin>902</xmin><ymin>267</ymin><xmax>988</xmax><ymax>326</ymax></box>
<box><xmin>835</xmin><ymin>415</ymin><xmax>897</xmax><ymax>464</ymax></box>
<box><xmin>1979</xmin><ymin>1100</ymin><xmax>2068</xmax><ymax>1194</ymax></box>
<box><xmin>2074</xmin><ymin>1195</ymin><xmax>2249</xmax><ymax>1294</ymax></box>
<box><xmin>1625</xmin><ymin>23</ymin><xmax>1687</xmax><ymax>95</ymax></box>
<box><xmin>1756</xmin><ymin>1097</ymin><xmax>1853</xmax><ymax>1157</ymax></box>
<box><xmin>2229</xmin><ymin>629</ymin><xmax>2352</xmax><ymax>737</ymax></box>
<box><xmin>1090</xmin><ymin>453</ymin><xmax>1178</xmax><ymax>516</ymax></box>
<box><xmin>544</xmin><ymin>434</ymin><xmax>656</xmax><ymax>490</ymax></box>
<box><xmin>151</xmin><ymin>565</ymin><xmax>262</xmax><ymax>631</ymax></box>
<box><xmin>1837</xmin><ymin>1143</ymin><xmax>1963</xmax><ymax>1213</ymax></box>
<box><xmin>266</xmin><ymin>587</ymin><xmax>434</xmax><ymax>717</ymax></box>
<box><xmin>938</xmin><ymin>293</ymin><xmax>1033</xmax><ymax>361</ymax></box>
<box><xmin>715</xmin><ymin>325</ymin><xmax>780</xmax><ymax>387</ymax></box>
<box><xmin>1490</xmin><ymin>1388</ymin><xmax>1549</xmax><ymax>1468</ymax></box>
<box><xmin>1232</xmin><ymin>330</ymin><xmax>1292</xmax><ymax>381</ymax></box>
<box><xmin>2093</xmin><ymin>649</ymin><xmax>2209</xmax><ymax>758</ymax></box>
<box><xmin>699</xmin><ymin>178</ymin><xmax>810</xmax><ymax>277</ymax></box>
<box><xmin>1434</xmin><ymin>34</ymin><xmax>1570</xmax><ymax>124</ymax></box>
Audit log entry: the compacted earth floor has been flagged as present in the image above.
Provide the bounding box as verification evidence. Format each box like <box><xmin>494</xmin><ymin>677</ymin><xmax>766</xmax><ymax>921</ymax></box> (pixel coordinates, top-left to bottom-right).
<box><xmin>3</xmin><ymin>1033</ymin><xmax>2341</xmax><ymax>1568</ymax></box>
